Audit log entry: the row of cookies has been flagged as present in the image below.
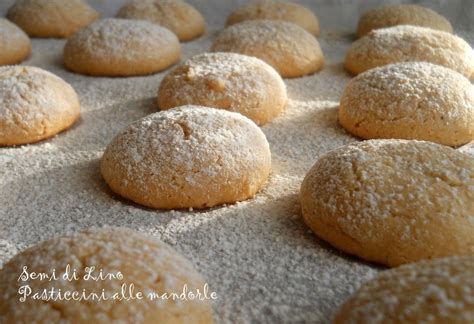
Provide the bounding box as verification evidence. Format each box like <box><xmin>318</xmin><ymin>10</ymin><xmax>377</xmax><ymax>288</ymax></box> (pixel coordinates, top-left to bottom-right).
<box><xmin>2</xmin><ymin>0</ymin><xmax>324</xmax><ymax>76</ymax></box>
<box><xmin>2</xmin><ymin>0</ymin><xmax>472</xmax><ymax>257</ymax></box>
<box><xmin>0</xmin><ymin>0</ymin><xmax>321</xmax><ymax>146</ymax></box>
<box><xmin>303</xmin><ymin>4</ymin><xmax>474</xmax><ymax>323</ymax></box>
<box><xmin>1</xmin><ymin>1</ymin><xmax>474</xmax><ymax>323</ymax></box>
<box><xmin>6</xmin><ymin>2</ymin><xmax>472</xmax><ymax>143</ymax></box>
<box><xmin>0</xmin><ymin>0</ymin><xmax>325</xmax><ymax>148</ymax></box>
<box><xmin>337</xmin><ymin>4</ymin><xmax>474</xmax><ymax>146</ymax></box>
<box><xmin>5</xmin><ymin>0</ymin><xmax>204</xmax><ymax>40</ymax></box>
<box><xmin>0</xmin><ymin>4</ymin><xmax>320</xmax><ymax>322</ymax></box>
<box><xmin>0</xmin><ymin>0</ymin><xmax>327</xmax><ymax>151</ymax></box>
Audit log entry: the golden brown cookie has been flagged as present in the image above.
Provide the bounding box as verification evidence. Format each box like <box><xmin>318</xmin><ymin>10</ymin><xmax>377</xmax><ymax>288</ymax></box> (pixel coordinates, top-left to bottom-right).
<box><xmin>0</xmin><ymin>66</ymin><xmax>80</xmax><ymax>146</ymax></box>
<box><xmin>339</xmin><ymin>62</ymin><xmax>474</xmax><ymax>146</ymax></box>
<box><xmin>63</xmin><ymin>18</ymin><xmax>180</xmax><ymax>77</ymax></box>
<box><xmin>345</xmin><ymin>25</ymin><xmax>474</xmax><ymax>78</ymax></box>
<box><xmin>334</xmin><ymin>256</ymin><xmax>474</xmax><ymax>323</ymax></box>
<box><xmin>356</xmin><ymin>4</ymin><xmax>452</xmax><ymax>38</ymax></box>
<box><xmin>226</xmin><ymin>1</ymin><xmax>320</xmax><ymax>36</ymax></box>
<box><xmin>0</xmin><ymin>227</ymin><xmax>213</xmax><ymax>323</ymax></box>
<box><xmin>116</xmin><ymin>0</ymin><xmax>205</xmax><ymax>41</ymax></box>
<box><xmin>0</xmin><ymin>18</ymin><xmax>30</xmax><ymax>65</ymax></box>
<box><xmin>7</xmin><ymin>0</ymin><xmax>99</xmax><ymax>38</ymax></box>
<box><xmin>101</xmin><ymin>106</ymin><xmax>271</xmax><ymax>209</ymax></box>
<box><xmin>157</xmin><ymin>52</ymin><xmax>287</xmax><ymax>125</ymax></box>
<box><xmin>211</xmin><ymin>20</ymin><xmax>324</xmax><ymax>78</ymax></box>
<box><xmin>300</xmin><ymin>139</ymin><xmax>474</xmax><ymax>267</ymax></box>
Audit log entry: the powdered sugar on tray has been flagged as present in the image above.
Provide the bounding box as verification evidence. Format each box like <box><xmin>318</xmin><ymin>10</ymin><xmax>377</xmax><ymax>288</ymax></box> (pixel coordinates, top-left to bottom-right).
<box><xmin>0</xmin><ymin>0</ymin><xmax>473</xmax><ymax>323</ymax></box>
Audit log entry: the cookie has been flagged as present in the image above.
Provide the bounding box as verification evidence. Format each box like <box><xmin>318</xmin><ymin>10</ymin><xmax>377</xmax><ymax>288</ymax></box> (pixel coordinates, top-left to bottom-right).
<box><xmin>157</xmin><ymin>52</ymin><xmax>287</xmax><ymax>125</ymax></box>
<box><xmin>211</xmin><ymin>20</ymin><xmax>324</xmax><ymax>78</ymax></box>
<box><xmin>334</xmin><ymin>256</ymin><xmax>474</xmax><ymax>323</ymax></box>
<box><xmin>300</xmin><ymin>139</ymin><xmax>474</xmax><ymax>267</ymax></box>
<box><xmin>356</xmin><ymin>4</ymin><xmax>452</xmax><ymax>38</ymax></box>
<box><xmin>0</xmin><ymin>66</ymin><xmax>80</xmax><ymax>146</ymax></box>
<box><xmin>101</xmin><ymin>106</ymin><xmax>271</xmax><ymax>209</ymax></box>
<box><xmin>0</xmin><ymin>227</ymin><xmax>213</xmax><ymax>323</ymax></box>
<box><xmin>226</xmin><ymin>1</ymin><xmax>320</xmax><ymax>36</ymax></box>
<box><xmin>7</xmin><ymin>0</ymin><xmax>98</xmax><ymax>38</ymax></box>
<box><xmin>0</xmin><ymin>18</ymin><xmax>30</xmax><ymax>66</ymax></box>
<box><xmin>116</xmin><ymin>0</ymin><xmax>205</xmax><ymax>41</ymax></box>
<box><xmin>339</xmin><ymin>62</ymin><xmax>474</xmax><ymax>146</ymax></box>
<box><xmin>63</xmin><ymin>18</ymin><xmax>180</xmax><ymax>77</ymax></box>
<box><xmin>345</xmin><ymin>25</ymin><xmax>474</xmax><ymax>78</ymax></box>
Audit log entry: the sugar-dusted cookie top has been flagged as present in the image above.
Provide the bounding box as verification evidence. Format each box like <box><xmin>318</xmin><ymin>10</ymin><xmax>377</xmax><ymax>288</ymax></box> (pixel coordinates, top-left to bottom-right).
<box><xmin>300</xmin><ymin>139</ymin><xmax>474</xmax><ymax>267</ymax></box>
<box><xmin>101</xmin><ymin>105</ymin><xmax>271</xmax><ymax>209</ymax></box>
<box><xmin>7</xmin><ymin>0</ymin><xmax>98</xmax><ymax>38</ymax></box>
<box><xmin>158</xmin><ymin>52</ymin><xmax>287</xmax><ymax>125</ymax></box>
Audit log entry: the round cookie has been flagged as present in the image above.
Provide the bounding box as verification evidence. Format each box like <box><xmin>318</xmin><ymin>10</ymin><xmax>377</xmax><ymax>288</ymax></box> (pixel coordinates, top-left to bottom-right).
<box><xmin>6</xmin><ymin>0</ymin><xmax>98</xmax><ymax>38</ymax></box>
<box><xmin>0</xmin><ymin>66</ymin><xmax>80</xmax><ymax>146</ymax></box>
<box><xmin>345</xmin><ymin>25</ymin><xmax>474</xmax><ymax>78</ymax></box>
<box><xmin>339</xmin><ymin>62</ymin><xmax>474</xmax><ymax>147</ymax></box>
<box><xmin>226</xmin><ymin>1</ymin><xmax>320</xmax><ymax>36</ymax></box>
<box><xmin>300</xmin><ymin>139</ymin><xmax>474</xmax><ymax>267</ymax></box>
<box><xmin>101</xmin><ymin>106</ymin><xmax>271</xmax><ymax>209</ymax></box>
<box><xmin>0</xmin><ymin>227</ymin><xmax>213</xmax><ymax>323</ymax></box>
<box><xmin>0</xmin><ymin>18</ymin><xmax>30</xmax><ymax>65</ymax></box>
<box><xmin>116</xmin><ymin>0</ymin><xmax>205</xmax><ymax>41</ymax></box>
<box><xmin>211</xmin><ymin>20</ymin><xmax>324</xmax><ymax>78</ymax></box>
<box><xmin>157</xmin><ymin>52</ymin><xmax>287</xmax><ymax>125</ymax></box>
<box><xmin>356</xmin><ymin>4</ymin><xmax>452</xmax><ymax>38</ymax></box>
<box><xmin>334</xmin><ymin>256</ymin><xmax>474</xmax><ymax>323</ymax></box>
<box><xmin>63</xmin><ymin>18</ymin><xmax>180</xmax><ymax>77</ymax></box>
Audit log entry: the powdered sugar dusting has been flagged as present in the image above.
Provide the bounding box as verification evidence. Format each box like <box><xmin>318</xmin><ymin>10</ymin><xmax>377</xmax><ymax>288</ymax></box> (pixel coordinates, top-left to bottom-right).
<box><xmin>226</xmin><ymin>0</ymin><xmax>320</xmax><ymax>35</ymax></box>
<box><xmin>0</xmin><ymin>1</ymin><xmax>472</xmax><ymax>323</ymax></box>
<box><xmin>101</xmin><ymin>105</ymin><xmax>270</xmax><ymax>206</ymax></box>
<box><xmin>0</xmin><ymin>66</ymin><xmax>78</xmax><ymax>139</ymax></box>
<box><xmin>158</xmin><ymin>52</ymin><xmax>287</xmax><ymax>123</ymax></box>
<box><xmin>339</xmin><ymin>61</ymin><xmax>474</xmax><ymax>145</ymax></box>
<box><xmin>65</xmin><ymin>18</ymin><xmax>179</xmax><ymax>63</ymax></box>
<box><xmin>347</xmin><ymin>25</ymin><xmax>474</xmax><ymax>77</ymax></box>
<box><xmin>336</xmin><ymin>256</ymin><xmax>474</xmax><ymax>323</ymax></box>
<box><xmin>301</xmin><ymin>139</ymin><xmax>474</xmax><ymax>265</ymax></box>
<box><xmin>342</xmin><ymin>62</ymin><xmax>473</xmax><ymax>121</ymax></box>
<box><xmin>0</xmin><ymin>227</ymin><xmax>209</xmax><ymax>321</ymax></box>
<box><xmin>211</xmin><ymin>20</ymin><xmax>323</xmax><ymax>74</ymax></box>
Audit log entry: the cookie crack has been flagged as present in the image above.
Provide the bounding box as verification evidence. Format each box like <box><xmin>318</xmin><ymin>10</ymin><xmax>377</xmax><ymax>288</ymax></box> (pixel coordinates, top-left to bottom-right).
<box><xmin>176</xmin><ymin>121</ymin><xmax>191</xmax><ymax>140</ymax></box>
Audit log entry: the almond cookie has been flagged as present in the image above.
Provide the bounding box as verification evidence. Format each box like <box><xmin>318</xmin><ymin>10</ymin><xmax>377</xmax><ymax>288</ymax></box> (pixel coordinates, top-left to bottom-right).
<box><xmin>211</xmin><ymin>20</ymin><xmax>324</xmax><ymax>78</ymax></box>
<box><xmin>116</xmin><ymin>0</ymin><xmax>205</xmax><ymax>41</ymax></box>
<box><xmin>63</xmin><ymin>18</ymin><xmax>180</xmax><ymax>76</ymax></box>
<box><xmin>334</xmin><ymin>256</ymin><xmax>474</xmax><ymax>323</ymax></box>
<box><xmin>0</xmin><ymin>227</ymin><xmax>213</xmax><ymax>323</ymax></box>
<box><xmin>356</xmin><ymin>4</ymin><xmax>452</xmax><ymax>38</ymax></box>
<box><xmin>345</xmin><ymin>25</ymin><xmax>474</xmax><ymax>78</ymax></box>
<box><xmin>300</xmin><ymin>140</ymin><xmax>474</xmax><ymax>267</ymax></box>
<box><xmin>0</xmin><ymin>66</ymin><xmax>80</xmax><ymax>146</ymax></box>
<box><xmin>101</xmin><ymin>106</ymin><xmax>271</xmax><ymax>209</ymax></box>
<box><xmin>339</xmin><ymin>62</ymin><xmax>474</xmax><ymax>146</ymax></box>
<box><xmin>226</xmin><ymin>1</ymin><xmax>320</xmax><ymax>36</ymax></box>
<box><xmin>157</xmin><ymin>52</ymin><xmax>287</xmax><ymax>125</ymax></box>
<box><xmin>0</xmin><ymin>18</ymin><xmax>30</xmax><ymax>66</ymax></box>
<box><xmin>7</xmin><ymin>0</ymin><xmax>98</xmax><ymax>38</ymax></box>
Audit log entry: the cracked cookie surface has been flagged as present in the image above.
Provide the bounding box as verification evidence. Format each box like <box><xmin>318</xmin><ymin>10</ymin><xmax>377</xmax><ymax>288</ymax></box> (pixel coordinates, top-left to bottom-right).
<box><xmin>339</xmin><ymin>62</ymin><xmax>474</xmax><ymax>146</ymax></box>
<box><xmin>100</xmin><ymin>105</ymin><xmax>271</xmax><ymax>209</ymax></box>
<box><xmin>0</xmin><ymin>66</ymin><xmax>80</xmax><ymax>146</ymax></box>
<box><xmin>0</xmin><ymin>227</ymin><xmax>213</xmax><ymax>323</ymax></box>
<box><xmin>157</xmin><ymin>52</ymin><xmax>287</xmax><ymax>125</ymax></box>
<box><xmin>299</xmin><ymin>139</ymin><xmax>474</xmax><ymax>267</ymax></box>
